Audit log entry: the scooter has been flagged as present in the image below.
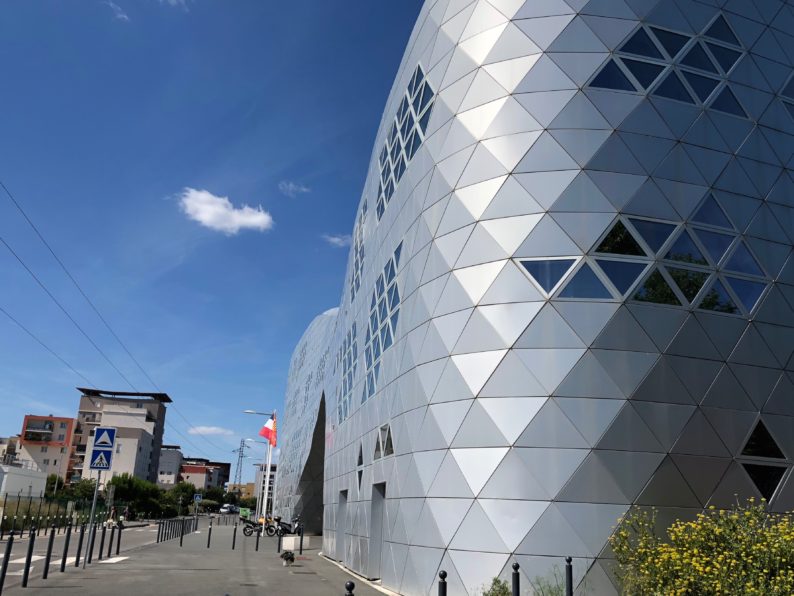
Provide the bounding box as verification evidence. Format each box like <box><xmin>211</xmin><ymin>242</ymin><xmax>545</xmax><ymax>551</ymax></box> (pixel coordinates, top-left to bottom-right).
<box><xmin>273</xmin><ymin>515</ymin><xmax>302</xmax><ymax>537</ymax></box>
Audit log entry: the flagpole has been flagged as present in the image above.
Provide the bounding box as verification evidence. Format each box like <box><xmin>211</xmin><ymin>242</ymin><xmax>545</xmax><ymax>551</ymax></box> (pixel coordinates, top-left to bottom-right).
<box><xmin>262</xmin><ymin>440</ymin><xmax>272</xmax><ymax>534</ymax></box>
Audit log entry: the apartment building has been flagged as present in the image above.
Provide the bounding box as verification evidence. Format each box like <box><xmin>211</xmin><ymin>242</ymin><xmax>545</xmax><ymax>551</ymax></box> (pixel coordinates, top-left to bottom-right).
<box><xmin>16</xmin><ymin>415</ymin><xmax>76</xmax><ymax>480</ymax></box>
<box><xmin>157</xmin><ymin>444</ymin><xmax>183</xmax><ymax>487</ymax></box>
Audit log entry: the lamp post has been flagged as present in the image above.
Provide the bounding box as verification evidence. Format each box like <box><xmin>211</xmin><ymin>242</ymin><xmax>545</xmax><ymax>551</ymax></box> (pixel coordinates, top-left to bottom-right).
<box><xmin>244</xmin><ymin>439</ymin><xmax>268</xmax><ymax>522</ymax></box>
<box><xmin>243</xmin><ymin>410</ymin><xmax>276</xmax><ymax>535</ymax></box>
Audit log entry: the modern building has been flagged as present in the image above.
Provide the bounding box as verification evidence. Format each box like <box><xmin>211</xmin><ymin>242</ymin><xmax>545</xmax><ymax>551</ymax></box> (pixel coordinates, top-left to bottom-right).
<box><xmin>227</xmin><ymin>482</ymin><xmax>256</xmax><ymax>499</ymax></box>
<box><xmin>179</xmin><ymin>458</ymin><xmax>231</xmax><ymax>490</ymax></box>
<box><xmin>157</xmin><ymin>444</ymin><xmax>184</xmax><ymax>487</ymax></box>
<box><xmin>274</xmin><ymin>1</ymin><xmax>794</xmax><ymax>594</ymax></box>
<box><xmin>253</xmin><ymin>463</ymin><xmax>278</xmax><ymax>516</ymax></box>
<box><xmin>74</xmin><ymin>388</ymin><xmax>170</xmax><ymax>483</ymax></box>
<box><xmin>16</xmin><ymin>415</ymin><xmax>76</xmax><ymax>481</ymax></box>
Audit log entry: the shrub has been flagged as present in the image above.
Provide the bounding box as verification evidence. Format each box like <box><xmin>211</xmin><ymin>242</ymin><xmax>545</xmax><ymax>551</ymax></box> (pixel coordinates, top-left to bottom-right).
<box><xmin>610</xmin><ymin>499</ymin><xmax>794</xmax><ymax>595</ymax></box>
<box><xmin>482</xmin><ymin>577</ymin><xmax>510</xmax><ymax>596</ymax></box>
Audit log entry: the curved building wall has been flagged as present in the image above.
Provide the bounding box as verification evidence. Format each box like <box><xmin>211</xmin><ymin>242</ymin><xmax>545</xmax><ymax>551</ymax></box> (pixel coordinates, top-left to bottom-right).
<box><xmin>276</xmin><ymin>1</ymin><xmax>794</xmax><ymax>594</ymax></box>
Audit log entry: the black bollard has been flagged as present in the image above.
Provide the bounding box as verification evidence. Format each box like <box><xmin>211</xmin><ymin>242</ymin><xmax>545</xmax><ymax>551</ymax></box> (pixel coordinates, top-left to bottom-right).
<box><xmin>512</xmin><ymin>562</ymin><xmax>520</xmax><ymax>596</ymax></box>
<box><xmin>565</xmin><ymin>557</ymin><xmax>573</xmax><ymax>596</ymax></box>
<box><xmin>344</xmin><ymin>580</ymin><xmax>355</xmax><ymax>596</ymax></box>
<box><xmin>255</xmin><ymin>527</ymin><xmax>260</xmax><ymax>552</ymax></box>
<box><xmin>75</xmin><ymin>524</ymin><xmax>85</xmax><ymax>567</ymax></box>
<box><xmin>438</xmin><ymin>570</ymin><xmax>447</xmax><ymax>596</ymax></box>
<box><xmin>98</xmin><ymin>523</ymin><xmax>107</xmax><ymax>561</ymax></box>
<box><xmin>180</xmin><ymin>519</ymin><xmax>185</xmax><ymax>548</ymax></box>
<box><xmin>299</xmin><ymin>525</ymin><xmax>304</xmax><ymax>555</ymax></box>
<box><xmin>61</xmin><ymin>523</ymin><xmax>72</xmax><ymax>572</ymax></box>
<box><xmin>0</xmin><ymin>532</ymin><xmax>14</xmax><ymax>594</ymax></box>
<box><xmin>21</xmin><ymin>527</ymin><xmax>36</xmax><ymax>588</ymax></box>
<box><xmin>207</xmin><ymin>519</ymin><xmax>212</xmax><ymax>549</ymax></box>
<box><xmin>277</xmin><ymin>531</ymin><xmax>282</xmax><ymax>553</ymax></box>
<box><xmin>42</xmin><ymin>525</ymin><xmax>56</xmax><ymax>579</ymax></box>
<box><xmin>87</xmin><ymin>523</ymin><xmax>97</xmax><ymax>564</ymax></box>
<box><xmin>116</xmin><ymin>523</ymin><xmax>122</xmax><ymax>555</ymax></box>
<box><xmin>232</xmin><ymin>522</ymin><xmax>237</xmax><ymax>550</ymax></box>
<box><xmin>156</xmin><ymin>521</ymin><xmax>161</xmax><ymax>543</ymax></box>
<box><xmin>108</xmin><ymin>526</ymin><xmax>116</xmax><ymax>558</ymax></box>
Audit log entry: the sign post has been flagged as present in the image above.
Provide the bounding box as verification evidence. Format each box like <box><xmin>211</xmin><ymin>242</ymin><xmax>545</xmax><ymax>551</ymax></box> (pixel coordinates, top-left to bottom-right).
<box><xmin>193</xmin><ymin>494</ymin><xmax>201</xmax><ymax>530</ymax></box>
<box><xmin>83</xmin><ymin>427</ymin><xmax>115</xmax><ymax>569</ymax></box>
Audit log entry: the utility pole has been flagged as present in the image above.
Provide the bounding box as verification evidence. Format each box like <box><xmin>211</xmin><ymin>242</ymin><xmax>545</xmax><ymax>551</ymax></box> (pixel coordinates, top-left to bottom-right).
<box><xmin>231</xmin><ymin>440</ymin><xmax>249</xmax><ymax>490</ymax></box>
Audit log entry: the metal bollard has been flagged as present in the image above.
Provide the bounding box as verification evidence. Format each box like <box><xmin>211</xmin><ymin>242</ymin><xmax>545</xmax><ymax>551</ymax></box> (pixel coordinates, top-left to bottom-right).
<box><xmin>0</xmin><ymin>532</ymin><xmax>15</xmax><ymax>594</ymax></box>
<box><xmin>75</xmin><ymin>524</ymin><xmax>86</xmax><ymax>567</ymax></box>
<box><xmin>87</xmin><ymin>523</ymin><xmax>97</xmax><ymax>564</ymax></box>
<box><xmin>60</xmin><ymin>523</ymin><xmax>72</xmax><ymax>572</ymax></box>
<box><xmin>98</xmin><ymin>523</ymin><xmax>107</xmax><ymax>561</ymax></box>
<box><xmin>299</xmin><ymin>525</ymin><xmax>304</xmax><ymax>555</ymax></box>
<box><xmin>438</xmin><ymin>570</ymin><xmax>447</xmax><ymax>596</ymax></box>
<box><xmin>180</xmin><ymin>519</ymin><xmax>185</xmax><ymax>547</ymax></box>
<box><xmin>207</xmin><ymin>519</ymin><xmax>212</xmax><ymax>549</ymax></box>
<box><xmin>344</xmin><ymin>580</ymin><xmax>355</xmax><ymax>596</ymax></box>
<box><xmin>42</xmin><ymin>525</ymin><xmax>56</xmax><ymax>579</ymax></box>
<box><xmin>255</xmin><ymin>528</ymin><xmax>260</xmax><ymax>552</ymax></box>
<box><xmin>565</xmin><ymin>557</ymin><xmax>573</xmax><ymax>596</ymax></box>
<box><xmin>156</xmin><ymin>521</ymin><xmax>161</xmax><ymax>543</ymax></box>
<box><xmin>232</xmin><ymin>523</ymin><xmax>237</xmax><ymax>550</ymax></box>
<box><xmin>21</xmin><ymin>527</ymin><xmax>36</xmax><ymax>588</ymax></box>
<box><xmin>108</xmin><ymin>526</ymin><xmax>116</xmax><ymax>558</ymax></box>
<box><xmin>116</xmin><ymin>523</ymin><xmax>122</xmax><ymax>555</ymax></box>
<box><xmin>277</xmin><ymin>531</ymin><xmax>282</xmax><ymax>553</ymax></box>
<box><xmin>512</xmin><ymin>562</ymin><xmax>520</xmax><ymax>596</ymax></box>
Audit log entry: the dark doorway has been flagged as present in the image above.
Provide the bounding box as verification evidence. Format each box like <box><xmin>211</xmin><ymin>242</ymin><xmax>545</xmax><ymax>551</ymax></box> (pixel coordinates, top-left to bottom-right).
<box><xmin>369</xmin><ymin>482</ymin><xmax>386</xmax><ymax>579</ymax></box>
<box><xmin>336</xmin><ymin>489</ymin><xmax>348</xmax><ymax>563</ymax></box>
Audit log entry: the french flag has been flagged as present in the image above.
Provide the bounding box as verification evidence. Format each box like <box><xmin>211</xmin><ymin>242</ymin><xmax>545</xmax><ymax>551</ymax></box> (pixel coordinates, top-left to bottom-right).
<box><xmin>259</xmin><ymin>413</ymin><xmax>277</xmax><ymax>446</ymax></box>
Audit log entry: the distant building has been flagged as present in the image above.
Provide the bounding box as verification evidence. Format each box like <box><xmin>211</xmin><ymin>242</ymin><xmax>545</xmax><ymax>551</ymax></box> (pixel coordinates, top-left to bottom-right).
<box><xmin>254</xmin><ymin>463</ymin><xmax>277</xmax><ymax>515</ymax></box>
<box><xmin>157</xmin><ymin>444</ymin><xmax>183</xmax><ymax>487</ymax></box>
<box><xmin>16</xmin><ymin>415</ymin><xmax>76</xmax><ymax>481</ymax></box>
<box><xmin>0</xmin><ymin>460</ymin><xmax>46</xmax><ymax>497</ymax></box>
<box><xmin>179</xmin><ymin>458</ymin><xmax>231</xmax><ymax>490</ymax></box>
<box><xmin>227</xmin><ymin>482</ymin><xmax>256</xmax><ymax>499</ymax></box>
<box><xmin>74</xmin><ymin>388</ymin><xmax>170</xmax><ymax>483</ymax></box>
<box><xmin>0</xmin><ymin>436</ymin><xmax>18</xmax><ymax>465</ymax></box>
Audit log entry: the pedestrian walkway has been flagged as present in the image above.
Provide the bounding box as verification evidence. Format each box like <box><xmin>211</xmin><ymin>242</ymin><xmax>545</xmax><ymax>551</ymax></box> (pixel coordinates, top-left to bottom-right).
<box><xmin>11</xmin><ymin>524</ymin><xmax>383</xmax><ymax>595</ymax></box>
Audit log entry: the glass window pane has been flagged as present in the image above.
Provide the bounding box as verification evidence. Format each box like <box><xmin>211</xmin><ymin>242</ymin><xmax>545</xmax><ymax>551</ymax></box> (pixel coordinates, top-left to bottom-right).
<box><xmin>418</xmin><ymin>83</ymin><xmax>434</xmax><ymax>113</ymax></box>
<box><xmin>743</xmin><ymin>421</ymin><xmax>785</xmax><ymax>459</ymax></box>
<box><xmin>726</xmin><ymin>243</ymin><xmax>764</xmax><ymax>276</ymax></box>
<box><xmin>680</xmin><ymin>42</ymin><xmax>719</xmax><ymax>73</ymax></box>
<box><xmin>621</xmin><ymin>58</ymin><xmax>665</xmax><ymax>88</ymax></box>
<box><xmin>665</xmin><ymin>231</ymin><xmax>708</xmax><ymax>265</ymax></box>
<box><xmin>629</xmin><ymin>219</ymin><xmax>676</xmax><ymax>253</ymax></box>
<box><xmin>705</xmin><ymin>15</ymin><xmax>740</xmax><ymax>47</ymax></box>
<box><xmin>596</xmin><ymin>260</ymin><xmax>648</xmax><ymax>295</ymax></box>
<box><xmin>693</xmin><ymin>195</ymin><xmax>732</xmax><ymax>229</ymax></box>
<box><xmin>710</xmin><ymin>86</ymin><xmax>746</xmax><ymax>117</ymax></box>
<box><xmin>590</xmin><ymin>60</ymin><xmax>636</xmax><ymax>92</ymax></box>
<box><xmin>596</xmin><ymin>221</ymin><xmax>646</xmax><ymax>256</ymax></box>
<box><xmin>412</xmin><ymin>82</ymin><xmax>426</xmax><ymax>112</ymax></box>
<box><xmin>726</xmin><ymin>276</ymin><xmax>766</xmax><ymax>312</ymax></box>
<box><xmin>652</xmin><ymin>71</ymin><xmax>695</xmax><ymax>103</ymax></box>
<box><xmin>682</xmin><ymin>71</ymin><xmax>720</xmax><ymax>102</ymax></box>
<box><xmin>783</xmin><ymin>78</ymin><xmax>794</xmax><ymax>101</ymax></box>
<box><xmin>619</xmin><ymin>28</ymin><xmax>663</xmax><ymax>59</ymax></box>
<box><xmin>390</xmin><ymin>311</ymin><xmax>399</xmax><ymax>332</ymax></box>
<box><xmin>706</xmin><ymin>43</ymin><xmax>741</xmax><ymax>73</ymax></box>
<box><xmin>698</xmin><ymin>279</ymin><xmax>738</xmax><ymax>313</ymax></box>
<box><xmin>419</xmin><ymin>104</ymin><xmax>433</xmax><ymax>133</ymax></box>
<box><xmin>394</xmin><ymin>242</ymin><xmax>403</xmax><ymax>267</ymax></box>
<box><xmin>695</xmin><ymin>229</ymin><xmax>734</xmax><ymax>264</ymax></box>
<box><xmin>558</xmin><ymin>263</ymin><xmax>612</xmax><ymax>298</ymax></box>
<box><xmin>742</xmin><ymin>463</ymin><xmax>786</xmax><ymax>501</ymax></box>
<box><xmin>633</xmin><ymin>269</ymin><xmax>681</xmax><ymax>305</ymax></box>
<box><xmin>650</xmin><ymin>27</ymin><xmax>689</xmax><ymax>58</ymax></box>
<box><xmin>520</xmin><ymin>259</ymin><xmax>576</xmax><ymax>293</ymax></box>
<box><xmin>666</xmin><ymin>267</ymin><xmax>710</xmax><ymax>302</ymax></box>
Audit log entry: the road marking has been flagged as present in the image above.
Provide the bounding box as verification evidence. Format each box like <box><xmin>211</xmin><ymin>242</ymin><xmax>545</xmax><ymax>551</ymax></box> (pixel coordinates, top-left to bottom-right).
<box><xmin>6</xmin><ymin>567</ymin><xmax>35</xmax><ymax>576</ymax></box>
<box><xmin>100</xmin><ymin>556</ymin><xmax>129</xmax><ymax>564</ymax></box>
<box><xmin>9</xmin><ymin>555</ymin><xmax>45</xmax><ymax>564</ymax></box>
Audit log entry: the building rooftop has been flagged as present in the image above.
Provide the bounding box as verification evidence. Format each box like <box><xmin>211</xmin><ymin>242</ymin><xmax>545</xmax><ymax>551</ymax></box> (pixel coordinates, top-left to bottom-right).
<box><xmin>77</xmin><ymin>387</ymin><xmax>172</xmax><ymax>403</ymax></box>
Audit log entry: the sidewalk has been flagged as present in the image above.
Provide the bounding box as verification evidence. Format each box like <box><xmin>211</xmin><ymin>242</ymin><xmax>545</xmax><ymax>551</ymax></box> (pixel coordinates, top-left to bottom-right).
<box><xmin>10</xmin><ymin>524</ymin><xmax>383</xmax><ymax>595</ymax></box>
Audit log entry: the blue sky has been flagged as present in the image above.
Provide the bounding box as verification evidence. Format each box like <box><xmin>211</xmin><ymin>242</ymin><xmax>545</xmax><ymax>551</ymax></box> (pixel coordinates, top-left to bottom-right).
<box><xmin>0</xmin><ymin>0</ymin><xmax>422</xmax><ymax>480</ymax></box>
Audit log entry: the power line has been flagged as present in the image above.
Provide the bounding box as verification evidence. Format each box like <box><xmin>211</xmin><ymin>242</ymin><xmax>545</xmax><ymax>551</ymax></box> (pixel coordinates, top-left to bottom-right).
<box><xmin>0</xmin><ymin>178</ymin><xmax>231</xmax><ymax>456</ymax></box>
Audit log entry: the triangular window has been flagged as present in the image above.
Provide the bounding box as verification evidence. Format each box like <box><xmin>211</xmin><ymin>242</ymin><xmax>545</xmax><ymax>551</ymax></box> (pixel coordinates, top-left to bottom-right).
<box><xmin>653</xmin><ymin>71</ymin><xmax>695</xmax><ymax>104</ymax></box>
<box><xmin>666</xmin><ymin>267</ymin><xmax>710</xmax><ymax>302</ymax></box>
<box><xmin>698</xmin><ymin>279</ymin><xmax>739</xmax><ymax>314</ymax></box>
<box><xmin>383</xmin><ymin>426</ymin><xmax>394</xmax><ymax>456</ymax></box>
<box><xmin>357</xmin><ymin>444</ymin><xmax>363</xmax><ymax>467</ymax></box>
<box><xmin>373</xmin><ymin>435</ymin><xmax>382</xmax><ymax>460</ymax></box>
<box><xmin>742</xmin><ymin>464</ymin><xmax>786</xmax><ymax>501</ymax></box>
<box><xmin>695</xmin><ymin>229</ymin><xmax>734</xmax><ymax>264</ymax></box>
<box><xmin>705</xmin><ymin>15</ymin><xmax>740</xmax><ymax>47</ymax></box>
<box><xmin>621</xmin><ymin>58</ymin><xmax>665</xmax><ymax>89</ymax></box>
<box><xmin>628</xmin><ymin>219</ymin><xmax>676</xmax><ymax>253</ymax></box>
<box><xmin>633</xmin><ymin>269</ymin><xmax>681</xmax><ymax>305</ymax></box>
<box><xmin>693</xmin><ymin>195</ymin><xmax>732</xmax><ymax>229</ymax></box>
<box><xmin>649</xmin><ymin>27</ymin><xmax>689</xmax><ymax>59</ymax></box>
<box><xmin>596</xmin><ymin>260</ymin><xmax>648</xmax><ymax>295</ymax></box>
<box><xmin>706</xmin><ymin>43</ymin><xmax>741</xmax><ymax>73</ymax></box>
<box><xmin>665</xmin><ymin>231</ymin><xmax>708</xmax><ymax>265</ymax></box>
<box><xmin>726</xmin><ymin>277</ymin><xmax>766</xmax><ymax>312</ymax></box>
<box><xmin>783</xmin><ymin>77</ymin><xmax>794</xmax><ymax>101</ymax></box>
<box><xmin>743</xmin><ymin>421</ymin><xmax>785</xmax><ymax>459</ymax></box>
<box><xmin>558</xmin><ymin>263</ymin><xmax>612</xmax><ymax>299</ymax></box>
<box><xmin>595</xmin><ymin>221</ymin><xmax>645</xmax><ymax>256</ymax></box>
<box><xmin>710</xmin><ymin>86</ymin><xmax>747</xmax><ymax>118</ymax></box>
<box><xmin>682</xmin><ymin>71</ymin><xmax>720</xmax><ymax>102</ymax></box>
<box><xmin>357</xmin><ymin>469</ymin><xmax>363</xmax><ymax>490</ymax></box>
<box><xmin>680</xmin><ymin>43</ymin><xmax>718</xmax><ymax>74</ymax></box>
<box><xmin>591</xmin><ymin>60</ymin><xmax>636</xmax><ymax>92</ymax></box>
<box><xmin>726</xmin><ymin>243</ymin><xmax>764</xmax><ymax>276</ymax></box>
<box><xmin>520</xmin><ymin>259</ymin><xmax>576</xmax><ymax>294</ymax></box>
<box><xmin>620</xmin><ymin>28</ymin><xmax>663</xmax><ymax>59</ymax></box>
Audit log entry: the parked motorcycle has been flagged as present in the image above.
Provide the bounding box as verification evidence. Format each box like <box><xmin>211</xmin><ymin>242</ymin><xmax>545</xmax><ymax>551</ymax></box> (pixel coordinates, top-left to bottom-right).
<box><xmin>273</xmin><ymin>515</ymin><xmax>302</xmax><ymax>537</ymax></box>
<box><xmin>241</xmin><ymin>517</ymin><xmax>264</xmax><ymax>537</ymax></box>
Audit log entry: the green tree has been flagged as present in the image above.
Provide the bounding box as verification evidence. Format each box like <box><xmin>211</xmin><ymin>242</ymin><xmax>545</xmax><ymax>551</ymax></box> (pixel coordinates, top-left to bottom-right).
<box><xmin>203</xmin><ymin>486</ymin><xmax>225</xmax><ymax>503</ymax></box>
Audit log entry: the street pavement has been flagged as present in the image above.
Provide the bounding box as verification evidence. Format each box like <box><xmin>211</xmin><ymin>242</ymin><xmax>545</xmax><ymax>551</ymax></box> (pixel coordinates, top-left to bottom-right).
<box><xmin>4</xmin><ymin>521</ymin><xmax>385</xmax><ymax>596</ymax></box>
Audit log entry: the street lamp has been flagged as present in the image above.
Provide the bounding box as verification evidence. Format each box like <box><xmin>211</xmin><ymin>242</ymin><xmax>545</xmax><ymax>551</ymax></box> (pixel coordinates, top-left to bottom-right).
<box><xmin>243</xmin><ymin>410</ymin><xmax>276</xmax><ymax>528</ymax></box>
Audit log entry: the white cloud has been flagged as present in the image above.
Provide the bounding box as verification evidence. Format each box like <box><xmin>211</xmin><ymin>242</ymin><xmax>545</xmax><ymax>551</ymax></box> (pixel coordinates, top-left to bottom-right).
<box><xmin>278</xmin><ymin>180</ymin><xmax>311</xmax><ymax>198</ymax></box>
<box><xmin>188</xmin><ymin>426</ymin><xmax>234</xmax><ymax>436</ymax></box>
<box><xmin>105</xmin><ymin>1</ymin><xmax>130</xmax><ymax>21</ymax></box>
<box><xmin>159</xmin><ymin>0</ymin><xmax>189</xmax><ymax>8</ymax></box>
<box><xmin>322</xmin><ymin>234</ymin><xmax>352</xmax><ymax>247</ymax></box>
<box><xmin>179</xmin><ymin>188</ymin><xmax>274</xmax><ymax>235</ymax></box>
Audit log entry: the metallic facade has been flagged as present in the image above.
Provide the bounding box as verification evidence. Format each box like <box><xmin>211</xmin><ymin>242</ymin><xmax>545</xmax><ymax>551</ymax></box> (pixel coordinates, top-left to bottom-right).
<box><xmin>275</xmin><ymin>1</ymin><xmax>794</xmax><ymax>593</ymax></box>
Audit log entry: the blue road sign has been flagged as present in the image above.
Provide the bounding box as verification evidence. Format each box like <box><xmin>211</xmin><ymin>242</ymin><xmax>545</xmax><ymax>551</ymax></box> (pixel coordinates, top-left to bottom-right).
<box><xmin>194</xmin><ymin>494</ymin><xmax>202</xmax><ymax>503</ymax></box>
<box><xmin>90</xmin><ymin>449</ymin><xmax>112</xmax><ymax>470</ymax></box>
<box><xmin>90</xmin><ymin>427</ymin><xmax>116</xmax><ymax>470</ymax></box>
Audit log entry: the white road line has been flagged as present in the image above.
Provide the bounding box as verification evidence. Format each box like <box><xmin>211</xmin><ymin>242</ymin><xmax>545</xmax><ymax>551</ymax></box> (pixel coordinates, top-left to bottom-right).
<box><xmin>9</xmin><ymin>555</ymin><xmax>45</xmax><ymax>564</ymax></box>
<box><xmin>99</xmin><ymin>556</ymin><xmax>129</xmax><ymax>564</ymax></box>
<box><xmin>6</xmin><ymin>567</ymin><xmax>35</xmax><ymax>576</ymax></box>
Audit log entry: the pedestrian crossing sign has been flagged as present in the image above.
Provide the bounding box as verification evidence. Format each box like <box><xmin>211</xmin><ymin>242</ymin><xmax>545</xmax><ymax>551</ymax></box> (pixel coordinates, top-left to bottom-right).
<box><xmin>90</xmin><ymin>448</ymin><xmax>113</xmax><ymax>470</ymax></box>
